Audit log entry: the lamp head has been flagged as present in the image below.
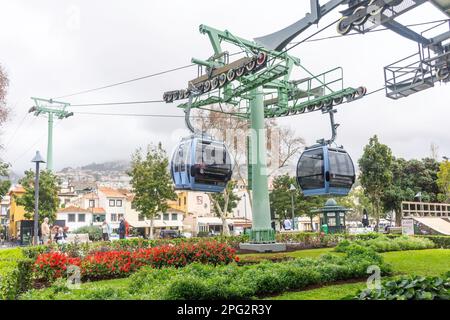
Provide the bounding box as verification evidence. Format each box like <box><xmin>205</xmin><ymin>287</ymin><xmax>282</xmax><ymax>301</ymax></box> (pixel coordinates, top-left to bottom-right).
<box><xmin>31</xmin><ymin>151</ymin><xmax>46</xmax><ymax>164</ymax></box>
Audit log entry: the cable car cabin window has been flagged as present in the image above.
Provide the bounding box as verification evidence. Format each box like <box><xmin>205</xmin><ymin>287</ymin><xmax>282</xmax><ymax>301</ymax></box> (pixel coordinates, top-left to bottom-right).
<box><xmin>297</xmin><ymin>148</ymin><xmax>324</xmax><ymax>190</ymax></box>
<box><xmin>174</xmin><ymin>145</ymin><xmax>183</xmax><ymax>173</ymax></box>
<box><xmin>193</xmin><ymin>141</ymin><xmax>231</xmax><ymax>186</ymax></box>
<box><xmin>328</xmin><ymin>150</ymin><xmax>355</xmax><ymax>188</ymax></box>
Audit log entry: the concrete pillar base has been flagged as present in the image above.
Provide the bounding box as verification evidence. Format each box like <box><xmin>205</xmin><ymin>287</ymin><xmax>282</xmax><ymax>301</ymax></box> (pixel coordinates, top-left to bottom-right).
<box><xmin>239</xmin><ymin>242</ymin><xmax>287</xmax><ymax>253</ymax></box>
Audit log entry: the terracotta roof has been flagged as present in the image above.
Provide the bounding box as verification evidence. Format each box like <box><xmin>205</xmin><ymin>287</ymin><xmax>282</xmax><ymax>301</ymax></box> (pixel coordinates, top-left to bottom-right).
<box><xmin>9</xmin><ymin>185</ymin><xmax>25</xmax><ymax>194</ymax></box>
<box><xmin>81</xmin><ymin>192</ymin><xmax>99</xmax><ymax>199</ymax></box>
<box><xmin>58</xmin><ymin>206</ymin><xmax>91</xmax><ymax>214</ymax></box>
<box><xmin>92</xmin><ymin>207</ymin><xmax>106</xmax><ymax>214</ymax></box>
<box><xmin>99</xmin><ymin>187</ymin><xmax>126</xmax><ymax>198</ymax></box>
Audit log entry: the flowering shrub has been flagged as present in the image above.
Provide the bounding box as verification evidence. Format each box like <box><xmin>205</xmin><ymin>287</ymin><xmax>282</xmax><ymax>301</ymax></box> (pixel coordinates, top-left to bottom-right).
<box><xmin>34</xmin><ymin>252</ymin><xmax>81</xmax><ymax>283</ymax></box>
<box><xmin>34</xmin><ymin>241</ymin><xmax>237</xmax><ymax>282</ymax></box>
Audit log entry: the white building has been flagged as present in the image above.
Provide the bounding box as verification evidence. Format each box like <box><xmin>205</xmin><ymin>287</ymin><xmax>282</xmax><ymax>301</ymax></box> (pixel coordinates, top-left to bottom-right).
<box><xmin>56</xmin><ymin>206</ymin><xmax>92</xmax><ymax>232</ymax></box>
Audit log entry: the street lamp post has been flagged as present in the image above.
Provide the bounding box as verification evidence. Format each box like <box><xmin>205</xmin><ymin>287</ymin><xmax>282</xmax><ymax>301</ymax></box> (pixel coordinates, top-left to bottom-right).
<box><xmin>289</xmin><ymin>184</ymin><xmax>296</xmax><ymax>231</ymax></box>
<box><xmin>243</xmin><ymin>193</ymin><xmax>247</xmax><ymax>221</ymax></box>
<box><xmin>31</xmin><ymin>151</ymin><xmax>46</xmax><ymax>246</ymax></box>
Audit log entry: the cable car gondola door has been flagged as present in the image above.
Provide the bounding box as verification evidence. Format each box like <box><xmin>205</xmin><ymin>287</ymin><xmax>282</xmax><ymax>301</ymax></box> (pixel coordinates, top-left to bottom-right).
<box><xmin>327</xmin><ymin>149</ymin><xmax>355</xmax><ymax>195</ymax></box>
<box><xmin>296</xmin><ymin>147</ymin><xmax>326</xmax><ymax>196</ymax></box>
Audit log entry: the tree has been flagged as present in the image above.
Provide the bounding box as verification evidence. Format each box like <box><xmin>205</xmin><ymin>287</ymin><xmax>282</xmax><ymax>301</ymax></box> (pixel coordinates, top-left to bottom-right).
<box><xmin>337</xmin><ymin>186</ymin><xmax>373</xmax><ymax>221</ymax></box>
<box><xmin>0</xmin><ymin>64</ymin><xmax>9</xmax><ymax>127</ymax></box>
<box><xmin>209</xmin><ymin>181</ymin><xmax>241</xmax><ymax>236</ymax></box>
<box><xmin>0</xmin><ymin>162</ymin><xmax>11</xmax><ymax>200</ymax></box>
<box><xmin>16</xmin><ymin>170</ymin><xmax>60</xmax><ymax>223</ymax></box>
<box><xmin>269</xmin><ymin>174</ymin><xmax>323</xmax><ymax>231</ymax></box>
<box><xmin>358</xmin><ymin>135</ymin><xmax>393</xmax><ymax>231</ymax></box>
<box><xmin>128</xmin><ymin>143</ymin><xmax>176</xmax><ymax>239</ymax></box>
<box><xmin>437</xmin><ymin>160</ymin><xmax>450</xmax><ymax>203</ymax></box>
<box><xmin>382</xmin><ymin>157</ymin><xmax>440</xmax><ymax>225</ymax></box>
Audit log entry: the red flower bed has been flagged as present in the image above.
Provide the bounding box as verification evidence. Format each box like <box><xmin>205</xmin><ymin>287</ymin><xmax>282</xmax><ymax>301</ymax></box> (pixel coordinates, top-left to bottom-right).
<box><xmin>34</xmin><ymin>241</ymin><xmax>237</xmax><ymax>282</ymax></box>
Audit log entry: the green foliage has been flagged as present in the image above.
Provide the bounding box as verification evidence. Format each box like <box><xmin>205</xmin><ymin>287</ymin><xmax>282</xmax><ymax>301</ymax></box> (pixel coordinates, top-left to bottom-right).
<box><xmin>358</xmin><ymin>135</ymin><xmax>393</xmax><ymax>228</ymax></box>
<box><xmin>16</xmin><ymin>170</ymin><xmax>60</xmax><ymax>223</ymax></box>
<box><xmin>21</xmin><ymin>246</ymin><xmax>390</xmax><ymax>300</ymax></box>
<box><xmin>383</xmin><ymin>157</ymin><xmax>441</xmax><ymax>225</ymax></box>
<box><xmin>210</xmin><ymin>180</ymin><xmax>241</xmax><ymax>216</ymax></box>
<box><xmin>73</xmin><ymin>225</ymin><xmax>102</xmax><ymax>241</ymax></box>
<box><xmin>437</xmin><ymin>160</ymin><xmax>450</xmax><ymax>202</ymax></box>
<box><xmin>417</xmin><ymin>235</ymin><xmax>450</xmax><ymax>249</ymax></box>
<box><xmin>269</xmin><ymin>174</ymin><xmax>324</xmax><ymax>227</ymax></box>
<box><xmin>128</xmin><ymin>144</ymin><xmax>176</xmax><ymax>222</ymax></box>
<box><xmin>335</xmin><ymin>236</ymin><xmax>435</xmax><ymax>253</ymax></box>
<box><xmin>353</xmin><ymin>274</ymin><xmax>450</xmax><ymax>300</ymax></box>
<box><xmin>0</xmin><ymin>257</ymin><xmax>34</xmax><ymax>300</ymax></box>
<box><xmin>0</xmin><ymin>162</ymin><xmax>11</xmax><ymax>199</ymax></box>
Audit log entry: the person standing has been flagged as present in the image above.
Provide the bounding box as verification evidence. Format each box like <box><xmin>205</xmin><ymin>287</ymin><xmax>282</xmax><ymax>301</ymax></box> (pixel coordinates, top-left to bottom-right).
<box><xmin>41</xmin><ymin>217</ymin><xmax>50</xmax><ymax>245</ymax></box>
<box><xmin>118</xmin><ymin>217</ymin><xmax>126</xmax><ymax>240</ymax></box>
<box><xmin>101</xmin><ymin>221</ymin><xmax>111</xmax><ymax>241</ymax></box>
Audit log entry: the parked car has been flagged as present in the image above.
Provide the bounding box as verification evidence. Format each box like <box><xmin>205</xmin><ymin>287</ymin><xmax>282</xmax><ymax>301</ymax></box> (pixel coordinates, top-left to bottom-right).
<box><xmin>159</xmin><ymin>230</ymin><xmax>184</xmax><ymax>239</ymax></box>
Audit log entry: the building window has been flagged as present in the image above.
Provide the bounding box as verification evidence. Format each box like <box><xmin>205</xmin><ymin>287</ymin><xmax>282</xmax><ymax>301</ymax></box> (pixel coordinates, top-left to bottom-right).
<box><xmin>163</xmin><ymin>213</ymin><xmax>169</xmax><ymax>221</ymax></box>
<box><xmin>68</xmin><ymin>214</ymin><xmax>76</xmax><ymax>222</ymax></box>
<box><xmin>155</xmin><ymin>214</ymin><xmax>161</xmax><ymax>220</ymax></box>
<box><xmin>184</xmin><ymin>197</ymin><xmax>187</xmax><ymax>205</ymax></box>
<box><xmin>111</xmin><ymin>214</ymin><xmax>117</xmax><ymax>222</ymax></box>
<box><xmin>178</xmin><ymin>198</ymin><xmax>181</xmax><ymax>206</ymax></box>
<box><xmin>109</xmin><ymin>200</ymin><xmax>115</xmax><ymax>207</ymax></box>
<box><xmin>118</xmin><ymin>214</ymin><xmax>124</xmax><ymax>220</ymax></box>
<box><xmin>116</xmin><ymin>200</ymin><xmax>122</xmax><ymax>207</ymax></box>
<box><xmin>94</xmin><ymin>215</ymin><xmax>106</xmax><ymax>223</ymax></box>
<box><xmin>138</xmin><ymin>214</ymin><xmax>144</xmax><ymax>222</ymax></box>
<box><xmin>78</xmin><ymin>214</ymin><xmax>86</xmax><ymax>222</ymax></box>
<box><xmin>89</xmin><ymin>200</ymin><xmax>95</xmax><ymax>208</ymax></box>
<box><xmin>171</xmin><ymin>213</ymin><xmax>177</xmax><ymax>221</ymax></box>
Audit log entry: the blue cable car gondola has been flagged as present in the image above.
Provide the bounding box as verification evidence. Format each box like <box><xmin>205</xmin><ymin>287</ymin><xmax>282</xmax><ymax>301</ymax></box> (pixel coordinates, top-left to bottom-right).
<box><xmin>171</xmin><ymin>135</ymin><xmax>233</xmax><ymax>193</ymax></box>
<box><xmin>296</xmin><ymin>145</ymin><xmax>355</xmax><ymax>196</ymax></box>
<box><xmin>170</xmin><ymin>88</ymin><xmax>233</xmax><ymax>193</ymax></box>
<box><xmin>296</xmin><ymin>107</ymin><xmax>356</xmax><ymax>196</ymax></box>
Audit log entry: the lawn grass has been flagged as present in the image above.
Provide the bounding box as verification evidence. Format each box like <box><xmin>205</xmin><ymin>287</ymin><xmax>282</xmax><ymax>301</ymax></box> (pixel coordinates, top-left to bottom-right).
<box><xmin>382</xmin><ymin>249</ymin><xmax>450</xmax><ymax>276</ymax></box>
<box><xmin>272</xmin><ymin>249</ymin><xmax>450</xmax><ymax>300</ymax></box>
<box><xmin>0</xmin><ymin>247</ymin><xmax>24</xmax><ymax>276</ymax></box>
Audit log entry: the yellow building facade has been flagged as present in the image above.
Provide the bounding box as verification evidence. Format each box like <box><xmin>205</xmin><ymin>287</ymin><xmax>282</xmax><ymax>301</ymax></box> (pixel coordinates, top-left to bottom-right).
<box><xmin>8</xmin><ymin>185</ymin><xmax>31</xmax><ymax>238</ymax></box>
<box><xmin>167</xmin><ymin>191</ymin><xmax>188</xmax><ymax>214</ymax></box>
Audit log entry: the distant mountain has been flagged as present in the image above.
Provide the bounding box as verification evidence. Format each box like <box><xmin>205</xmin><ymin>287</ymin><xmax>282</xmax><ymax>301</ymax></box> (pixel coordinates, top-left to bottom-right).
<box><xmin>80</xmin><ymin>160</ymin><xmax>131</xmax><ymax>172</ymax></box>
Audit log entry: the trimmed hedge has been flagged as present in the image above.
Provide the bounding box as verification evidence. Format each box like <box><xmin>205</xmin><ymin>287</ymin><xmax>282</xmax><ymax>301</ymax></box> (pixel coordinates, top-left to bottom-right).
<box><xmin>335</xmin><ymin>236</ymin><xmax>435</xmax><ymax>253</ymax></box>
<box><xmin>0</xmin><ymin>258</ymin><xmax>34</xmax><ymax>300</ymax></box>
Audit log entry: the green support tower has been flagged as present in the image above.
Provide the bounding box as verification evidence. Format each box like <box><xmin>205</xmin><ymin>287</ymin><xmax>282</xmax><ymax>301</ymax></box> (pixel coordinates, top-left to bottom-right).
<box><xmin>163</xmin><ymin>24</ymin><xmax>366</xmax><ymax>252</ymax></box>
<box><xmin>29</xmin><ymin>98</ymin><xmax>73</xmax><ymax>171</ymax></box>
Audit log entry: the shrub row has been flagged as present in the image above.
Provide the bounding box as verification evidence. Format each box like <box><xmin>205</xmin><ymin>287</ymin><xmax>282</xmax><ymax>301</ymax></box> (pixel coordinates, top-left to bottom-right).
<box><xmin>0</xmin><ymin>258</ymin><xmax>34</xmax><ymax>300</ymax></box>
<box><xmin>335</xmin><ymin>235</ymin><xmax>435</xmax><ymax>253</ymax></box>
<box><xmin>353</xmin><ymin>272</ymin><xmax>450</xmax><ymax>300</ymax></box>
<box><xmin>22</xmin><ymin>246</ymin><xmax>392</xmax><ymax>300</ymax></box>
<box><xmin>33</xmin><ymin>241</ymin><xmax>237</xmax><ymax>283</ymax></box>
<box><xmin>417</xmin><ymin>235</ymin><xmax>450</xmax><ymax>249</ymax></box>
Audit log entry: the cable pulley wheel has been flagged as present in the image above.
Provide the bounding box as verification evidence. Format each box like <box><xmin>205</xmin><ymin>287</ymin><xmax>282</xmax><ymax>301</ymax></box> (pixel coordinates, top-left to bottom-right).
<box><xmin>210</xmin><ymin>77</ymin><xmax>219</xmax><ymax>90</ymax></box>
<box><xmin>227</xmin><ymin>69</ymin><xmax>236</xmax><ymax>82</ymax></box>
<box><xmin>352</xmin><ymin>6</ymin><xmax>369</xmax><ymax>26</ymax></box>
<box><xmin>336</xmin><ymin>17</ymin><xmax>352</xmax><ymax>35</ymax></box>
<box><xmin>218</xmin><ymin>74</ymin><xmax>227</xmax><ymax>86</ymax></box>
<box><xmin>256</xmin><ymin>52</ymin><xmax>267</xmax><ymax>66</ymax></box>
<box><xmin>236</xmin><ymin>66</ymin><xmax>246</xmax><ymax>77</ymax></box>
<box><xmin>203</xmin><ymin>80</ymin><xmax>211</xmax><ymax>93</ymax></box>
<box><xmin>246</xmin><ymin>60</ymin><xmax>257</xmax><ymax>72</ymax></box>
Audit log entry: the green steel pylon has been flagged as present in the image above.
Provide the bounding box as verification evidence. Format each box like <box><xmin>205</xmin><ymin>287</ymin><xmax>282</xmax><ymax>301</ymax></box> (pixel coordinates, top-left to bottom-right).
<box><xmin>164</xmin><ymin>25</ymin><xmax>367</xmax><ymax>244</ymax></box>
<box><xmin>29</xmin><ymin>98</ymin><xmax>73</xmax><ymax>171</ymax></box>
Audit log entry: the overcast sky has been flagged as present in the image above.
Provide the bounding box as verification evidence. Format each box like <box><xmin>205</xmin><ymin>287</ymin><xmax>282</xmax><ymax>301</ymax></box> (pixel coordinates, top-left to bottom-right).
<box><xmin>0</xmin><ymin>0</ymin><xmax>449</xmax><ymax>175</ymax></box>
